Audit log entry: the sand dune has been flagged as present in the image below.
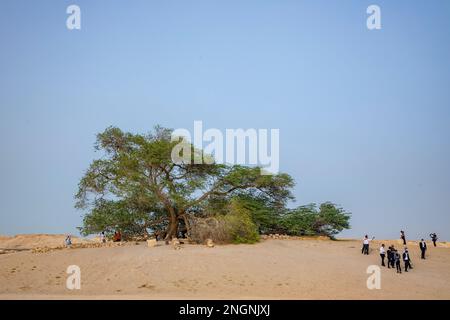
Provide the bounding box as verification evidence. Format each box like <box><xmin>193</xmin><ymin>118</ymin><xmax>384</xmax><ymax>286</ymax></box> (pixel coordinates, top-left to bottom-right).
<box><xmin>1</xmin><ymin>236</ymin><xmax>449</xmax><ymax>300</ymax></box>
<box><xmin>0</xmin><ymin>234</ymin><xmax>93</xmax><ymax>251</ymax></box>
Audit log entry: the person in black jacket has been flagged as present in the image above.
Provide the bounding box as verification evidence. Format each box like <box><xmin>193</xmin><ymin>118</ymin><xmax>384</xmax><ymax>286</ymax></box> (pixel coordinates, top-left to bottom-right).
<box><xmin>430</xmin><ymin>233</ymin><xmax>438</xmax><ymax>247</ymax></box>
<box><xmin>400</xmin><ymin>230</ymin><xmax>406</xmax><ymax>245</ymax></box>
<box><xmin>389</xmin><ymin>245</ymin><xmax>396</xmax><ymax>268</ymax></box>
<box><xmin>386</xmin><ymin>246</ymin><xmax>392</xmax><ymax>269</ymax></box>
<box><xmin>419</xmin><ymin>239</ymin><xmax>427</xmax><ymax>259</ymax></box>
<box><xmin>395</xmin><ymin>250</ymin><xmax>402</xmax><ymax>274</ymax></box>
<box><xmin>403</xmin><ymin>248</ymin><xmax>412</xmax><ymax>272</ymax></box>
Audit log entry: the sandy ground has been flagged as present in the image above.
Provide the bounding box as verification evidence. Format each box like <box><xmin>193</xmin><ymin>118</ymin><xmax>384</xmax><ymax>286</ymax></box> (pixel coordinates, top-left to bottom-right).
<box><xmin>0</xmin><ymin>234</ymin><xmax>92</xmax><ymax>252</ymax></box>
<box><xmin>1</xmin><ymin>237</ymin><xmax>449</xmax><ymax>300</ymax></box>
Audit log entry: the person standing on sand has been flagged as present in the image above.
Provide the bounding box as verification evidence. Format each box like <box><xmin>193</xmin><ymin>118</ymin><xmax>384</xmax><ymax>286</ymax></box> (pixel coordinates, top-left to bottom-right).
<box><xmin>395</xmin><ymin>250</ymin><xmax>402</xmax><ymax>274</ymax></box>
<box><xmin>390</xmin><ymin>245</ymin><xmax>397</xmax><ymax>268</ymax></box>
<box><xmin>100</xmin><ymin>231</ymin><xmax>106</xmax><ymax>243</ymax></box>
<box><xmin>65</xmin><ymin>235</ymin><xmax>72</xmax><ymax>247</ymax></box>
<box><xmin>362</xmin><ymin>235</ymin><xmax>374</xmax><ymax>255</ymax></box>
<box><xmin>386</xmin><ymin>246</ymin><xmax>393</xmax><ymax>269</ymax></box>
<box><xmin>419</xmin><ymin>239</ymin><xmax>427</xmax><ymax>259</ymax></box>
<box><xmin>380</xmin><ymin>244</ymin><xmax>386</xmax><ymax>266</ymax></box>
<box><xmin>430</xmin><ymin>233</ymin><xmax>438</xmax><ymax>247</ymax></box>
<box><xmin>400</xmin><ymin>230</ymin><xmax>406</xmax><ymax>245</ymax></box>
<box><xmin>403</xmin><ymin>248</ymin><xmax>412</xmax><ymax>272</ymax></box>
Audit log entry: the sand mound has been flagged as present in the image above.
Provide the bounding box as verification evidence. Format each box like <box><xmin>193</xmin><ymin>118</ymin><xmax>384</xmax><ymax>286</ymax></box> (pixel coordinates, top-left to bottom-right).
<box><xmin>0</xmin><ymin>234</ymin><xmax>92</xmax><ymax>251</ymax></box>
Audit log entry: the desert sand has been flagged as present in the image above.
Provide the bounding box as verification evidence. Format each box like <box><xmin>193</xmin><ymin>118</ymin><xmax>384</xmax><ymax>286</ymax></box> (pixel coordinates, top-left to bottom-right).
<box><xmin>1</xmin><ymin>235</ymin><xmax>449</xmax><ymax>300</ymax></box>
<box><xmin>0</xmin><ymin>234</ymin><xmax>92</xmax><ymax>252</ymax></box>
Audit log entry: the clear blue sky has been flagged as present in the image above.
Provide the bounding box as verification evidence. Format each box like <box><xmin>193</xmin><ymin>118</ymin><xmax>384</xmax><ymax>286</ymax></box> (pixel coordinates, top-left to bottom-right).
<box><xmin>1</xmin><ymin>0</ymin><xmax>449</xmax><ymax>240</ymax></box>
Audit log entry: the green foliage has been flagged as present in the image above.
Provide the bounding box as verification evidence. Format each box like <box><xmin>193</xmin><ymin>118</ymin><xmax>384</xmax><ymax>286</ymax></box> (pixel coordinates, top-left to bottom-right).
<box><xmin>78</xmin><ymin>199</ymin><xmax>167</xmax><ymax>239</ymax></box>
<box><xmin>279</xmin><ymin>202</ymin><xmax>351</xmax><ymax>238</ymax></box>
<box><xmin>75</xmin><ymin>126</ymin><xmax>295</xmax><ymax>240</ymax></box>
<box><xmin>76</xmin><ymin>126</ymin><xmax>351</xmax><ymax>242</ymax></box>
<box><xmin>280</xmin><ymin>204</ymin><xmax>318</xmax><ymax>236</ymax></box>
<box><xmin>190</xmin><ymin>198</ymin><xmax>351</xmax><ymax>242</ymax></box>
<box><xmin>229</xmin><ymin>194</ymin><xmax>282</xmax><ymax>235</ymax></box>
<box><xmin>188</xmin><ymin>198</ymin><xmax>260</xmax><ymax>244</ymax></box>
<box><xmin>221</xmin><ymin>199</ymin><xmax>260</xmax><ymax>244</ymax></box>
<box><xmin>315</xmin><ymin>202</ymin><xmax>352</xmax><ymax>237</ymax></box>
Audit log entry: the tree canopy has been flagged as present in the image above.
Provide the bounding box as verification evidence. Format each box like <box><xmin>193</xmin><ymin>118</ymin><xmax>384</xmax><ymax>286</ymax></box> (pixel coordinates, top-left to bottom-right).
<box><xmin>279</xmin><ymin>202</ymin><xmax>351</xmax><ymax>238</ymax></box>
<box><xmin>75</xmin><ymin>126</ymin><xmax>295</xmax><ymax>240</ymax></box>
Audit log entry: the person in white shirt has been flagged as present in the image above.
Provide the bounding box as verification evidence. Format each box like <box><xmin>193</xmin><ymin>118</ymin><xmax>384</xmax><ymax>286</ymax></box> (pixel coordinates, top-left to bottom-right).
<box><xmin>403</xmin><ymin>248</ymin><xmax>412</xmax><ymax>272</ymax></box>
<box><xmin>419</xmin><ymin>239</ymin><xmax>427</xmax><ymax>259</ymax></box>
<box><xmin>361</xmin><ymin>235</ymin><xmax>374</xmax><ymax>255</ymax></box>
<box><xmin>379</xmin><ymin>244</ymin><xmax>386</xmax><ymax>266</ymax></box>
<box><xmin>65</xmin><ymin>235</ymin><xmax>72</xmax><ymax>247</ymax></box>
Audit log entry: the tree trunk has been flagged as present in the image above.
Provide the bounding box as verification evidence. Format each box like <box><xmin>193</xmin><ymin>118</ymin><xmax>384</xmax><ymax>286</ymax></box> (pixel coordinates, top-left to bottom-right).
<box><xmin>142</xmin><ymin>227</ymin><xmax>149</xmax><ymax>239</ymax></box>
<box><xmin>181</xmin><ymin>213</ymin><xmax>191</xmax><ymax>238</ymax></box>
<box><xmin>164</xmin><ymin>213</ymin><xmax>178</xmax><ymax>240</ymax></box>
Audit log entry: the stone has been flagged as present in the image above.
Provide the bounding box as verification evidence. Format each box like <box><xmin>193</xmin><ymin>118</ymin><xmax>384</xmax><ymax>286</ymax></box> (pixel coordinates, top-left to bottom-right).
<box><xmin>206</xmin><ymin>239</ymin><xmax>214</xmax><ymax>247</ymax></box>
<box><xmin>147</xmin><ymin>239</ymin><xmax>157</xmax><ymax>248</ymax></box>
<box><xmin>172</xmin><ymin>238</ymin><xmax>181</xmax><ymax>250</ymax></box>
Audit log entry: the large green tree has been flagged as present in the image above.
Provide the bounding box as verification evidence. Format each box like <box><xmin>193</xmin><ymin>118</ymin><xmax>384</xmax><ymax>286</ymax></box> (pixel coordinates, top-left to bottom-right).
<box><xmin>75</xmin><ymin>126</ymin><xmax>295</xmax><ymax>240</ymax></box>
<box><xmin>280</xmin><ymin>202</ymin><xmax>351</xmax><ymax>238</ymax></box>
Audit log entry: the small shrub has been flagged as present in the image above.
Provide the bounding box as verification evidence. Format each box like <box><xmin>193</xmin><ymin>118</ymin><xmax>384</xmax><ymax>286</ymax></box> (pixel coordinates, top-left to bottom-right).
<box><xmin>188</xmin><ymin>199</ymin><xmax>260</xmax><ymax>244</ymax></box>
<box><xmin>188</xmin><ymin>216</ymin><xmax>229</xmax><ymax>244</ymax></box>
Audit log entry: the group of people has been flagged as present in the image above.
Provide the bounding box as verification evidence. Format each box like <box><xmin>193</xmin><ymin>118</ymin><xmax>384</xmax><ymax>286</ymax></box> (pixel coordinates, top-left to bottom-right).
<box><xmin>379</xmin><ymin>244</ymin><xmax>412</xmax><ymax>273</ymax></box>
<box><xmin>362</xmin><ymin>231</ymin><xmax>439</xmax><ymax>274</ymax></box>
<box><xmin>100</xmin><ymin>230</ymin><xmax>122</xmax><ymax>242</ymax></box>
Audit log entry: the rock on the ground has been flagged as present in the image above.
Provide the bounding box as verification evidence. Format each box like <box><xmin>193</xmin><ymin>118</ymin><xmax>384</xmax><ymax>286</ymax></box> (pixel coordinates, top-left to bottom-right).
<box><xmin>172</xmin><ymin>238</ymin><xmax>181</xmax><ymax>250</ymax></box>
<box><xmin>206</xmin><ymin>239</ymin><xmax>214</xmax><ymax>247</ymax></box>
<box><xmin>147</xmin><ymin>239</ymin><xmax>157</xmax><ymax>247</ymax></box>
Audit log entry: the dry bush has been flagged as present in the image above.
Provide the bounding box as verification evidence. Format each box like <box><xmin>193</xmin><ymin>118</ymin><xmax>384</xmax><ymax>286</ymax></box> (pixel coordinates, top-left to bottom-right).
<box><xmin>188</xmin><ymin>216</ymin><xmax>231</xmax><ymax>244</ymax></box>
<box><xmin>188</xmin><ymin>200</ymin><xmax>260</xmax><ymax>244</ymax></box>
